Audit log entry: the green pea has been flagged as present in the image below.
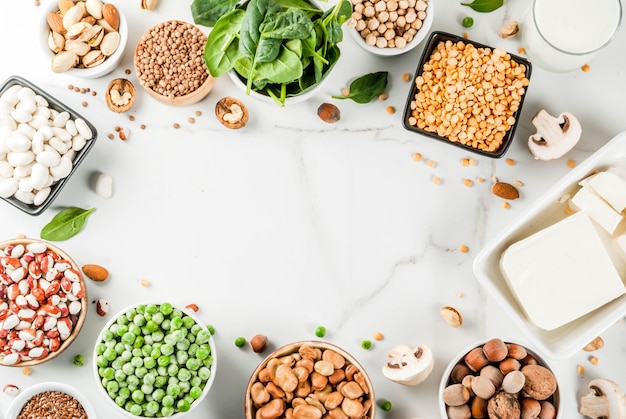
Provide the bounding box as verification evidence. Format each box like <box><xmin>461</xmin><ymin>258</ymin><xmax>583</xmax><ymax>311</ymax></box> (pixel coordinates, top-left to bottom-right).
<box><xmin>121</xmin><ymin>350</ymin><xmax>133</xmax><ymax>362</ymax></box>
<box><xmin>159</xmin><ymin>303</ymin><xmax>173</xmax><ymax>315</ymax></box>
<box><xmin>182</xmin><ymin>316</ymin><xmax>195</xmax><ymax>329</ymax></box>
<box><xmin>96</xmin><ymin>343</ymin><xmax>107</xmax><ymax>355</ymax></box>
<box><xmin>178</xmin><ymin>381</ymin><xmax>190</xmax><ymax>395</ymax></box>
<box><xmin>132</xmin><ymin>348</ymin><xmax>143</xmax><ymax>358</ymax></box>
<box><xmin>379</xmin><ymin>400</ymin><xmax>393</xmax><ymax>411</ymax></box>
<box><xmin>101</xmin><ymin>367</ymin><xmax>115</xmax><ymax>380</ymax></box>
<box><xmin>115</xmin><ymin>369</ymin><xmax>127</xmax><ymax>382</ymax></box>
<box><xmin>161</xmin><ymin>319</ymin><xmax>171</xmax><ymax>331</ymax></box>
<box><xmin>155</xmin><ymin>375</ymin><xmax>168</xmax><ymax>388</ymax></box>
<box><xmin>129</xmin><ymin>403</ymin><xmax>143</xmax><ymax>416</ymax></box>
<box><xmin>167</xmin><ymin>364</ymin><xmax>179</xmax><ymax>377</ymax></box>
<box><xmin>161</xmin><ymin>406</ymin><xmax>174</xmax><ymax>417</ymax></box>
<box><xmin>111</xmin><ymin>358</ymin><xmax>124</xmax><ymax>371</ymax></box>
<box><xmin>234</xmin><ymin>337</ymin><xmax>246</xmax><ymax>348</ymax></box>
<box><xmin>196</xmin><ymin>330</ymin><xmax>211</xmax><ymax>345</ymax></box>
<box><xmin>152</xmin><ymin>388</ymin><xmax>165</xmax><ymax>402</ymax></box>
<box><xmin>172</xmin><ymin>309</ymin><xmax>183</xmax><ymax>318</ymax></box>
<box><xmin>151</xmin><ymin>312</ymin><xmax>165</xmax><ymax>325</ymax></box>
<box><xmin>102</xmin><ymin>329</ymin><xmax>114</xmax><ymax>342</ymax></box>
<box><xmin>361</xmin><ymin>340</ymin><xmax>373</xmax><ymax>350</ymax></box>
<box><xmin>462</xmin><ymin>16</ymin><xmax>474</xmax><ymax>27</ymax></box>
<box><xmin>157</xmin><ymin>355</ymin><xmax>171</xmax><ymax>367</ymax></box>
<box><xmin>176</xmin><ymin>351</ymin><xmax>189</xmax><ymax>365</ymax></box>
<box><xmin>161</xmin><ymin>344</ymin><xmax>175</xmax><ymax>356</ymax></box>
<box><xmin>177</xmin><ymin>368</ymin><xmax>192</xmax><ymax>382</ymax></box>
<box><xmin>131</xmin><ymin>357</ymin><xmax>143</xmax><ymax>368</ymax></box>
<box><xmin>189</xmin><ymin>386</ymin><xmax>203</xmax><ymax>399</ymax></box>
<box><xmin>122</xmin><ymin>332</ymin><xmax>136</xmax><ymax>345</ymax></box>
<box><xmin>127</xmin><ymin>374</ymin><xmax>140</xmax><ymax>388</ymax></box>
<box><xmin>116</xmin><ymin>324</ymin><xmax>128</xmax><ymax>337</ymax></box>
<box><xmin>151</xmin><ymin>330</ymin><xmax>164</xmax><ymax>342</ymax></box>
<box><xmin>198</xmin><ymin>367</ymin><xmax>211</xmax><ymax>381</ymax></box>
<box><xmin>144</xmin><ymin>357</ymin><xmax>157</xmax><ymax>369</ymax></box>
<box><xmin>195</xmin><ymin>347</ymin><xmax>209</xmax><ymax>360</ymax></box>
<box><xmin>170</xmin><ymin>317</ymin><xmax>183</xmax><ymax>331</ymax></box>
<box><xmin>141</xmin><ymin>383</ymin><xmax>154</xmax><ymax>395</ymax></box>
<box><xmin>176</xmin><ymin>339</ymin><xmax>190</xmax><ymax>351</ymax></box>
<box><xmin>107</xmin><ymin>380</ymin><xmax>120</xmax><ymax>394</ymax></box>
<box><xmin>186</xmin><ymin>358</ymin><xmax>201</xmax><ymax>371</ymax></box>
<box><xmin>190</xmin><ymin>324</ymin><xmax>202</xmax><ymax>336</ymax></box>
<box><xmin>73</xmin><ymin>354</ymin><xmax>85</xmax><ymax>366</ymax></box>
<box><xmin>104</xmin><ymin>347</ymin><xmax>117</xmax><ymax>361</ymax></box>
<box><xmin>145</xmin><ymin>320</ymin><xmax>159</xmax><ymax>333</ymax></box>
<box><xmin>315</xmin><ymin>326</ymin><xmax>326</xmax><ymax>338</ymax></box>
<box><xmin>115</xmin><ymin>395</ymin><xmax>126</xmax><ymax>407</ymax></box>
<box><xmin>135</xmin><ymin>366</ymin><xmax>148</xmax><ymax>379</ymax></box>
<box><xmin>119</xmin><ymin>387</ymin><xmax>131</xmax><ymax>399</ymax></box>
<box><xmin>166</xmin><ymin>384</ymin><xmax>181</xmax><ymax>398</ymax></box>
<box><xmin>190</xmin><ymin>376</ymin><xmax>202</xmax><ymax>388</ymax></box>
<box><xmin>177</xmin><ymin>399</ymin><xmax>191</xmax><ymax>412</ymax></box>
<box><xmin>131</xmin><ymin>389</ymin><xmax>145</xmax><ymax>404</ymax></box>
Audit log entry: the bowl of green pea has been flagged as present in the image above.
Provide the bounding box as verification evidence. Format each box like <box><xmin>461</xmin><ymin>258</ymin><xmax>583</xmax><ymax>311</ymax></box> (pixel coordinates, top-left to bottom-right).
<box><xmin>92</xmin><ymin>302</ymin><xmax>217</xmax><ymax>418</ymax></box>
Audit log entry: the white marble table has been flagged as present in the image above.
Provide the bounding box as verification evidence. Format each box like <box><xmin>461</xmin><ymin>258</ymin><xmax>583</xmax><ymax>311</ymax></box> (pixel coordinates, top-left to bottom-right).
<box><xmin>1</xmin><ymin>0</ymin><xmax>626</xmax><ymax>418</ymax></box>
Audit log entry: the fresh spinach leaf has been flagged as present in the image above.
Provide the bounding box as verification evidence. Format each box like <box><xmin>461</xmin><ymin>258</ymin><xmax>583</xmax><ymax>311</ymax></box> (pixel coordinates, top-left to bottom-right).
<box><xmin>40</xmin><ymin>207</ymin><xmax>95</xmax><ymax>241</ymax></box>
<box><xmin>460</xmin><ymin>0</ymin><xmax>503</xmax><ymax>12</ymax></box>
<box><xmin>204</xmin><ymin>8</ymin><xmax>246</xmax><ymax>77</ymax></box>
<box><xmin>274</xmin><ymin>0</ymin><xmax>323</xmax><ymax>17</ymax></box>
<box><xmin>260</xmin><ymin>9</ymin><xmax>313</xmax><ymax>39</ymax></box>
<box><xmin>191</xmin><ymin>0</ymin><xmax>240</xmax><ymax>26</ymax></box>
<box><xmin>332</xmin><ymin>71</ymin><xmax>388</xmax><ymax>104</ymax></box>
<box><xmin>235</xmin><ymin>45</ymin><xmax>303</xmax><ymax>83</ymax></box>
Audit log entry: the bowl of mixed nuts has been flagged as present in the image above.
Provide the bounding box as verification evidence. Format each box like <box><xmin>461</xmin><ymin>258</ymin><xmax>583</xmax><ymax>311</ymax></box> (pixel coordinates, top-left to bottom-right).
<box><xmin>245</xmin><ymin>340</ymin><xmax>375</xmax><ymax>419</ymax></box>
<box><xmin>0</xmin><ymin>237</ymin><xmax>88</xmax><ymax>367</ymax></box>
<box><xmin>402</xmin><ymin>31</ymin><xmax>532</xmax><ymax>158</ymax></box>
<box><xmin>5</xmin><ymin>381</ymin><xmax>97</xmax><ymax>419</ymax></box>
<box><xmin>41</xmin><ymin>0</ymin><xmax>128</xmax><ymax>78</ymax></box>
<box><xmin>92</xmin><ymin>301</ymin><xmax>217</xmax><ymax>418</ymax></box>
<box><xmin>439</xmin><ymin>338</ymin><xmax>559</xmax><ymax>419</ymax></box>
<box><xmin>347</xmin><ymin>0</ymin><xmax>433</xmax><ymax>56</ymax></box>
<box><xmin>134</xmin><ymin>20</ymin><xmax>215</xmax><ymax>107</ymax></box>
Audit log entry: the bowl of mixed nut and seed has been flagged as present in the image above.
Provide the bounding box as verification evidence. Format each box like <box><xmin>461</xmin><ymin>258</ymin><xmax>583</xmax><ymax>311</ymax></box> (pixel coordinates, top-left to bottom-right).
<box><xmin>41</xmin><ymin>0</ymin><xmax>128</xmax><ymax>78</ymax></box>
<box><xmin>5</xmin><ymin>381</ymin><xmax>97</xmax><ymax>419</ymax></box>
<box><xmin>92</xmin><ymin>302</ymin><xmax>217</xmax><ymax>418</ymax></box>
<box><xmin>245</xmin><ymin>340</ymin><xmax>375</xmax><ymax>419</ymax></box>
<box><xmin>348</xmin><ymin>0</ymin><xmax>433</xmax><ymax>56</ymax></box>
<box><xmin>134</xmin><ymin>20</ymin><xmax>216</xmax><ymax>107</ymax></box>
<box><xmin>0</xmin><ymin>237</ymin><xmax>88</xmax><ymax>367</ymax></box>
<box><xmin>402</xmin><ymin>31</ymin><xmax>532</xmax><ymax>158</ymax></box>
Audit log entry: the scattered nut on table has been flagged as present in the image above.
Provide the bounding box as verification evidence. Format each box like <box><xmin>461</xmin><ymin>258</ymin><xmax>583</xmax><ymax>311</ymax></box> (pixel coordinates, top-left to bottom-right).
<box><xmin>95</xmin><ymin>298</ymin><xmax>110</xmax><ymax>316</ymax></box>
<box><xmin>105</xmin><ymin>78</ymin><xmax>135</xmax><ymax>113</ymax></box>
<box><xmin>440</xmin><ymin>306</ymin><xmax>463</xmax><ymax>328</ymax></box>
<box><xmin>215</xmin><ymin>97</ymin><xmax>248</xmax><ymax>129</ymax></box>
<box><xmin>317</xmin><ymin>102</ymin><xmax>341</xmax><ymax>123</ymax></box>
<box><xmin>250</xmin><ymin>334</ymin><xmax>268</xmax><ymax>353</ymax></box>
<box><xmin>82</xmin><ymin>263</ymin><xmax>110</xmax><ymax>282</ymax></box>
<box><xmin>141</xmin><ymin>0</ymin><xmax>158</xmax><ymax>10</ymax></box>
<box><xmin>498</xmin><ymin>21</ymin><xmax>519</xmax><ymax>39</ymax></box>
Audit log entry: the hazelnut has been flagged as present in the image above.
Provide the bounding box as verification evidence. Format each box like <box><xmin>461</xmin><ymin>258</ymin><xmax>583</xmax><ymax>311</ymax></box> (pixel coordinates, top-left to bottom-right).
<box><xmin>483</xmin><ymin>338</ymin><xmax>508</xmax><ymax>362</ymax></box>
<box><xmin>506</xmin><ymin>343</ymin><xmax>528</xmax><ymax>360</ymax></box>
<box><xmin>538</xmin><ymin>400</ymin><xmax>557</xmax><ymax>419</ymax></box>
<box><xmin>471</xmin><ymin>396</ymin><xmax>488</xmax><ymax>419</ymax></box>
<box><xmin>443</xmin><ymin>383</ymin><xmax>471</xmax><ymax>407</ymax></box>
<box><xmin>446</xmin><ymin>404</ymin><xmax>471</xmax><ymax>419</ymax></box>
<box><xmin>450</xmin><ymin>363</ymin><xmax>472</xmax><ymax>383</ymax></box>
<box><xmin>250</xmin><ymin>334</ymin><xmax>268</xmax><ymax>353</ymax></box>
<box><xmin>471</xmin><ymin>376</ymin><xmax>496</xmax><ymax>400</ymax></box>
<box><xmin>317</xmin><ymin>102</ymin><xmax>341</xmax><ymax>123</ymax></box>
<box><xmin>520</xmin><ymin>397</ymin><xmax>541</xmax><ymax>419</ymax></box>
<box><xmin>464</xmin><ymin>347</ymin><xmax>489</xmax><ymax>372</ymax></box>
<box><xmin>502</xmin><ymin>370</ymin><xmax>525</xmax><ymax>394</ymax></box>
<box><xmin>480</xmin><ymin>365</ymin><xmax>504</xmax><ymax>388</ymax></box>
<box><xmin>499</xmin><ymin>357</ymin><xmax>522</xmax><ymax>375</ymax></box>
<box><xmin>487</xmin><ymin>391</ymin><xmax>521</xmax><ymax>419</ymax></box>
<box><xmin>521</xmin><ymin>365</ymin><xmax>557</xmax><ymax>400</ymax></box>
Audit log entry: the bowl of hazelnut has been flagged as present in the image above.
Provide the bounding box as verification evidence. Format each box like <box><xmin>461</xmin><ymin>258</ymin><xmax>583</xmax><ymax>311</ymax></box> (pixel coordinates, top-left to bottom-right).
<box><xmin>439</xmin><ymin>338</ymin><xmax>559</xmax><ymax>419</ymax></box>
<box><xmin>41</xmin><ymin>0</ymin><xmax>128</xmax><ymax>78</ymax></box>
<box><xmin>245</xmin><ymin>340</ymin><xmax>375</xmax><ymax>419</ymax></box>
<box><xmin>134</xmin><ymin>20</ymin><xmax>216</xmax><ymax>106</ymax></box>
<box><xmin>348</xmin><ymin>0</ymin><xmax>433</xmax><ymax>56</ymax></box>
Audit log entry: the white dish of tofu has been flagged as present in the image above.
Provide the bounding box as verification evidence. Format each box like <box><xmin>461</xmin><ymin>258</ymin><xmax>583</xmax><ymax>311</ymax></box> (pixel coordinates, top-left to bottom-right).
<box><xmin>474</xmin><ymin>131</ymin><xmax>626</xmax><ymax>360</ymax></box>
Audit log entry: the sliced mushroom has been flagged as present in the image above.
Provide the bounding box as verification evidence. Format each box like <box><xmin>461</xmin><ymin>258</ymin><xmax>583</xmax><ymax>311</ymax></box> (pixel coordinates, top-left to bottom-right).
<box><xmin>382</xmin><ymin>344</ymin><xmax>434</xmax><ymax>386</ymax></box>
<box><xmin>579</xmin><ymin>378</ymin><xmax>626</xmax><ymax>418</ymax></box>
<box><xmin>528</xmin><ymin>109</ymin><xmax>582</xmax><ymax>160</ymax></box>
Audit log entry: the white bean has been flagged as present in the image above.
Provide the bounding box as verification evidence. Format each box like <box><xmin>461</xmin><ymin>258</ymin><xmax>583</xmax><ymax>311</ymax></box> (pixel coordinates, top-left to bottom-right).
<box><xmin>30</xmin><ymin>163</ymin><xmax>50</xmax><ymax>190</ymax></box>
<box><xmin>13</xmin><ymin>162</ymin><xmax>34</xmax><ymax>179</ymax></box>
<box><xmin>7</xmin><ymin>150</ymin><xmax>34</xmax><ymax>167</ymax></box>
<box><xmin>53</xmin><ymin>111</ymin><xmax>71</xmax><ymax>128</ymax></box>
<box><xmin>18</xmin><ymin>177</ymin><xmax>34</xmax><ymax>193</ymax></box>
<box><xmin>7</xmin><ymin>132</ymin><xmax>31</xmax><ymax>152</ymax></box>
<box><xmin>75</xmin><ymin>118</ymin><xmax>93</xmax><ymax>139</ymax></box>
<box><xmin>0</xmin><ymin>161</ymin><xmax>14</xmax><ymax>178</ymax></box>
<box><xmin>49</xmin><ymin>137</ymin><xmax>70</xmax><ymax>154</ymax></box>
<box><xmin>72</xmin><ymin>134</ymin><xmax>86</xmax><ymax>151</ymax></box>
<box><xmin>11</xmin><ymin>109</ymin><xmax>32</xmax><ymax>124</ymax></box>
<box><xmin>37</xmin><ymin>149</ymin><xmax>61</xmax><ymax>167</ymax></box>
<box><xmin>95</xmin><ymin>172</ymin><xmax>113</xmax><ymax>198</ymax></box>
<box><xmin>0</xmin><ymin>178</ymin><xmax>18</xmax><ymax>198</ymax></box>
<box><xmin>14</xmin><ymin>189</ymin><xmax>35</xmax><ymax>204</ymax></box>
<box><xmin>33</xmin><ymin>187</ymin><xmax>51</xmax><ymax>206</ymax></box>
<box><xmin>50</xmin><ymin>155</ymin><xmax>72</xmax><ymax>178</ymax></box>
<box><xmin>0</xmin><ymin>85</ymin><xmax>21</xmax><ymax>106</ymax></box>
<box><xmin>52</xmin><ymin>126</ymin><xmax>71</xmax><ymax>141</ymax></box>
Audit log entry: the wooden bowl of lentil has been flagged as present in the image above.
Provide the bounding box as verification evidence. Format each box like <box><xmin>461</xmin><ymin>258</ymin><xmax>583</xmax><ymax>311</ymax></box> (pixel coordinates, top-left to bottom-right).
<box><xmin>402</xmin><ymin>31</ymin><xmax>532</xmax><ymax>158</ymax></box>
<box><xmin>0</xmin><ymin>237</ymin><xmax>88</xmax><ymax>367</ymax></box>
<box><xmin>6</xmin><ymin>381</ymin><xmax>97</xmax><ymax>419</ymax></box>
<box><xmin>245</xmin><ymin>340</ymin><xmax>376</xmax><ymax>419</ymax></box>
<box><xmin>134</xmin><ymin>20</ymin><xmax>216</xmax><ymax>106</ymax></box>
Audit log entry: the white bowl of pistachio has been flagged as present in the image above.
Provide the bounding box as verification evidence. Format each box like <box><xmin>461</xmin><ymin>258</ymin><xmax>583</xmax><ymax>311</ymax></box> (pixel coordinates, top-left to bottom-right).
<box><xmin>40</xmin><ymin>0</ymin><xmax>128</xmax><ymax>78</ymax></box>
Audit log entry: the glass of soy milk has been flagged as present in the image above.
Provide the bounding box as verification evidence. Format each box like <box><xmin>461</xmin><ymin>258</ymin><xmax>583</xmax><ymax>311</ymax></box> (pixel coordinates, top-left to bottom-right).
<box><xmin>522</xmin><ymin>0</ymin><xmax>622</xmax><ymax>73</ymax></box>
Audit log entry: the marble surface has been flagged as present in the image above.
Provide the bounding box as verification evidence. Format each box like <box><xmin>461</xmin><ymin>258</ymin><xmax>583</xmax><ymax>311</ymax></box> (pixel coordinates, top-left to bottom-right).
<box><xmin>1</xmin><ymin>0</ymin><xmax>626</xmax><ymax>418</ymax></box>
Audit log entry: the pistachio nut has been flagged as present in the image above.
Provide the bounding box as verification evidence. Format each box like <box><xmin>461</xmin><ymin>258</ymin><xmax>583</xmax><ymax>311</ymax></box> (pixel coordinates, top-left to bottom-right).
<box><xmin>85</xmin><ymin>0</ymin><xmax>104</xmax><ymax>19</ymax></box>
<box><xmin>97</xmin><ymin>18</ymin><xmax>116</xmax><ymax>33</ymax></box>
<box><xmin>66</xmin><ymin>21</ymin><xmax>93</xmax><ymax>42</ymax></box>
<box><xmin>64</xmin><ymin>40</ymin><xmax>91</xmax><ymax>56</ymax></box>
<box><xmin>81</xmin><ymin>15</ymin><xmax>97</xmax><ymax>25</ymax></box>
<box><xmin>47</xmin><ymin>31</ymin><xmax>65</xmax><ymax>53</ymax></box>
<box><xmin>62</xmin><ymin>4</ymin><xmax>84</xmax><ymax>30</ymax></box>
<box><xmin>51</xmin><ymin>51</ymin><xmax>78</xmax><ymax>73</ymax></box>
<box><xmin>100</xmin><ymin>31</ymin><xmax>120</xmax><ymax>56</ymax></box>
<box><xmin>82</xmin><ymin>49</ymin><xmax>105</xmax><ymax>68</ymax></box>
<box><xmin>141</xmin><ymin>0</ymin><xmax>158</xmax><ymax>10</ymax></box>
<box><xmin>88</xmin><ymin>25</ymin><xmax>104</xmax><ymax>47</ymax></box>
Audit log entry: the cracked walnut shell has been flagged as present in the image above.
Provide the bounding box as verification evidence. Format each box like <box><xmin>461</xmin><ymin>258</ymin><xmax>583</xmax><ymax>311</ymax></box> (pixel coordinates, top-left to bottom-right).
<box><xmin>216</xmin><ymin>97</ymin><xmax>248</xmax><ymax>129</ymax></box>
<box><xmin>105</xmin><ymin>78</ymin><xmax>135</xmax><ymax>113</ymax></box>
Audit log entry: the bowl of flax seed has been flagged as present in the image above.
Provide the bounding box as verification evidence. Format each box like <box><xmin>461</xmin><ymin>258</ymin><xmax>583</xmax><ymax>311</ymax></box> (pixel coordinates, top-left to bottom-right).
<box><xmin>6</xmin><ymin>381</ymin><xmax>97</xmax><ymax>419</ymax></box>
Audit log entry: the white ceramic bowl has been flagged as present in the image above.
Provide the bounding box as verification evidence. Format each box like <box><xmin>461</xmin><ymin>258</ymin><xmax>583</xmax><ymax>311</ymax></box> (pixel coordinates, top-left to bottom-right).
<box><xmin>40</xmin><ymin>0</ymin><xmax>128</xmax><ymax>78</ymax></box>
<box><xmin>5</xmin><ymin>382</ymin><xmax>97</xmax><ymax>419</ymax></box>
<box><xmin>92</xmin><ymin>302</ymin><xmax>217</xmax><ymax>418</ymax></box>
<box><xmin>349</xmin><ymin>0</ymin><xmax>434</xmax><ymax>56</ymax></box>
<box><xmin>439</xmin><ymin>340</ymin><xmax>560</xmax><ymax>419</ymax></box>
<box><xmin>473</xmin><ymin>131</ymin><xmax>626</xmax><ymax>360</ymax></box>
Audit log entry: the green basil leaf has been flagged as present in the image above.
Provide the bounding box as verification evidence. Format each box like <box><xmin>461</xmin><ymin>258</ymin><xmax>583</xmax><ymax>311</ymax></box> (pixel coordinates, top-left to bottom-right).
<box><xmin>40</xmin><ymin>207</ymin><xmax>95</xmax><ymax>241</ymax></box>
<box><xmin>460</xmin><ymin>0</ymin><xmax>503</xmax><ymax>13</ymax></box>
<box><xmin>332</xmin><ymin>71</ymin><xmax>388</xmax><ymax>104</ymax></box>
<box><xmin>191</xmin><ymin>0</ymin><xmax>240</xmax><ymax>26</ymax></box>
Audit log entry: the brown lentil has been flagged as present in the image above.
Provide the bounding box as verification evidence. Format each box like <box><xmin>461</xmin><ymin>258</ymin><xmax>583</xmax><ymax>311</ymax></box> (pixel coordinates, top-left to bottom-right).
<box><xmin>195</xmin><ymin>110</ymin><xmax>202</xmax><ymax>116</ymax></box>
<box><xmin>135</xmin><ymin>20</ymin><xmax>209</xmax><ymax>99</ymax></box>
<box><xmin>476</xmin><ymin>177</ymin><xmax>485</xmax><ymax>183</ymax></box>
<box><xmin>518</xmin><ymin>47</ymin><xmax>526</xmax><ymax>54</ymax></box>
<box><xmin>461</xmin><ymin>158</ymin><xmax>470</xmax><ymax>166</ymax></box>
<box><xmin>107</xmin><ymin>133</ymin><xmax>114</xmax><ymax>140</ymax></box>
<box><xmin>407</xmin><ymin>40</ymin><xmax>529</xmax><ymax>152</ymax></box>
<box><xmin>173</xmin><ymin>123</ymin><xmax>180</xmax><ymax>129</ymax></box>
<box><xmin>188</xmin><ymin>117</ymin><xmax>196</xmax><ymax>124</ymax></box>
<box><xmin>125</xmin><ymin>68</ymin><xmax>132</xmax><ymax>75</ymax></box>
<box><xmin>577</xmin><ymin>365</ymin><xmax>585</xmax><ymax>375</ymax></box>
<box><xmin>402</xmin><ymin>72</ymin><xmax>412</xmax><ymax>82</ymax></box>
<box><xmin>17</xmin><ymin>391</ymin><xmax>87</xmax><ymax>419</ymax></box>
<box><xmin>129</xmin><ymin>115</ymin><xmax>135</xmax><ymax>121</ymax></box>
<box><xmin>22</xmin><ymin>367</ymin><xmax>32</xmax><ymax>376</ymax></box>
<box><xmin>378</xmin><ymin>92</ymin><xmax>388</xmax><ymax>101</ymax></box>
<box><xmin>373</xmin><ymin>332</ymin><xmax>384</xmax><ymax>341</ymax></box>
<box><xmin>514</xmin><ymin>180</ymin><xmax>523</xmax><ymax>186</ymax></box>
<box><xmin>140</xmin><ymin>279</ymin><xmax>150</xmax><ymax>287</ymax></box>
<box><xmin>140</xmin><ymin>124</ymin><xmax>146</xmax><ymax>129</ymax></box>
<box><xmin>589</xmin><ymin>356</ymin><xmax>599</xmax><ymax>365</ymax></box>
<box><xmin>81</xmin><ymin>101</ymin><xmax>88</xmax><ymax>107</ymax></box>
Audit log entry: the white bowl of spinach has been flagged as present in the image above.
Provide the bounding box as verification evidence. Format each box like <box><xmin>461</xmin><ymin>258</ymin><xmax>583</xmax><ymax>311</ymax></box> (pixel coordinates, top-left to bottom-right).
<box><xmin>191</xmin><ymin>0</ymin><xmax>352</xmax><ymax>107</ymax></box>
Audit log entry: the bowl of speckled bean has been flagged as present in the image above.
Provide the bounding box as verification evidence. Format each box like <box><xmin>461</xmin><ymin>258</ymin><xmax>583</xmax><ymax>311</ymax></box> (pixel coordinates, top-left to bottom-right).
<box><xmin>92</xmin><ymin>302</ymin><xmax>217</xmax><ymax>418</ymax></box>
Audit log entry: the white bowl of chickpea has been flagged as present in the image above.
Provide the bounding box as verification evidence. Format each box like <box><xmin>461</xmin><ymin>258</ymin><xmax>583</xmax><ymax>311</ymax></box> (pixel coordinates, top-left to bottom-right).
<box><xmin>348</xmin><ymin>0</ymin><xmax>433</xmax><ymax>56</ymax></box>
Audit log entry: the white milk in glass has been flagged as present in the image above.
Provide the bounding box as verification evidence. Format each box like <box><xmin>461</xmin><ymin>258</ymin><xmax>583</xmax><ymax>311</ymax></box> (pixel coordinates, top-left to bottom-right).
<box><xmin>522</xmin><ymin>0</ymin><xmax>621</xmax><ymax>73</ymax></box>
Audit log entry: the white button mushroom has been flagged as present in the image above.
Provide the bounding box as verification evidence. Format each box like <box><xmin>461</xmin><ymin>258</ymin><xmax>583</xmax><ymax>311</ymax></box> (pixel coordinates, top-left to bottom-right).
<box><xmin>528</xmin><ymin>109</ymin><xmax>582</xmax><ymax>160</ymax></box>
<box><xmin>579</xmin><ymin>378</ymin><xmax>626</xmax><ymax>419</ymax></box>
<box><xmin>382</xmin><ymin>344</ymin><xmax>434</xmax><ymax>386</ymax></box>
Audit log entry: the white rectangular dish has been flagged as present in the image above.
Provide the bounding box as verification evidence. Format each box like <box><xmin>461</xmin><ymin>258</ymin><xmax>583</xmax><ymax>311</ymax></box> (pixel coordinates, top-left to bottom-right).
<box><xmin>473</xmin><ymin>131</ymin><xmax>626</xmax><ymax>360</ymax></box>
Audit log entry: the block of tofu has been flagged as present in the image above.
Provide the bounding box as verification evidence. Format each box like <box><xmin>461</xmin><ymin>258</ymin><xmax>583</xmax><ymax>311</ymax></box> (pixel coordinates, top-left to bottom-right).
<box><xmin>500</xmin><ymin>212</ymin><xmax>626</xmax><ymax>331</ymax></box>
<box><xmin>586</xmin><ymin>171</ymin><xmax>626</xmax><ymax>213</ymax></box>
<box><xmin>569</xmin><ymin>185</ymin><xmax>623</xmax><ymax>234</ymax></box>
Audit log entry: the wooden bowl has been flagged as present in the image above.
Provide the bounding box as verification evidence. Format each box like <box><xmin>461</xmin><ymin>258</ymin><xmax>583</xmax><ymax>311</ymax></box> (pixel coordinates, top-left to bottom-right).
<box><xmin>133</xmin><ymin>20</ymin><xmax>215</xmax><ymax>106</ymax></box>
<box><xmin>0</xmin><ymin>237</ymin><xmax>88</xmax><ymax>367</ymax></box>
<box><xmin>245</xmin><ymin>340</ymin><xmax>376</xmax><ymax>419</ymax></box>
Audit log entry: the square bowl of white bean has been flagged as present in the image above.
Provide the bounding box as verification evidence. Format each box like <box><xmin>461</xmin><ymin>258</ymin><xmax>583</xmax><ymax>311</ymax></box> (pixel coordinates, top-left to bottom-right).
<box><xmin>0</xmin><ymin>75</ymin><xmax>98</xmax><ymax>215</ymax></box>
<box><xmin>402</xmin><ymin>31</ymin><xmax>532</xmax><ymax>158</ymax></box>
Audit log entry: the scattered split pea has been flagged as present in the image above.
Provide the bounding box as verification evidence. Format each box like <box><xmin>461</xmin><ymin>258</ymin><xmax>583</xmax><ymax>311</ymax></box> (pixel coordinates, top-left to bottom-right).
<box><xmin>582</xmin><ymin>64</ymin><xmax>591</xmax><ymax>72</ymax></box>
<box><xmin>402</xmin><ymin>72</ymin><xmax>412</xmax><ymax>82</ymax></box>
<box><xmin>386</xmin><ymin>106</ymin><xmax>395</xmax><ymax>114</ymax></box>
<box><xmin>567</xmin><ymin>159</ymin><xmax>576</xmax><ymax>168</ymax></box>
<box><xmin>459</xmin><ymin>244</ymin><xmax>469</xmax><ymax>253</ymax></box>
<box><xmin>463</xmin><ymin>178</ymin><xmax>473</xmax><ymax>187</ymax></box>
<box><xmin>432</xmin><ymin>176</ymin><xmax>441</xmax><ymax>185</ymax></box>
<box><xmin>503</xmin><ymin>202</ymin><xmax>510</xmax><ymax>209</ymax></box>
<box><xmin>412</xmin><ymin>152</ymin><xmax>423</xmax><ymax>162</ymax></box>
<box><xmin>506</xmin><ymin>158</ymin><xmax>515</xmax><ymax>166</ymax></box>
<box><xmin>589</xmin><ymin>356</ymin><xmax>599</xmax><ymax>365</ymax></box>
<box><xmin>140</xmin><ymin>279</ymin><xmax>150</xmax><ymax>287</ymax></box>
<box><xmin>426</xmin><ymin>159</ymin><xmax>436</xmax><ymax>168</ymax></box>
<box><xmin>373</xmin><ymin>332</ymin><xmax>384</xmax><ymax>341</ymax></box>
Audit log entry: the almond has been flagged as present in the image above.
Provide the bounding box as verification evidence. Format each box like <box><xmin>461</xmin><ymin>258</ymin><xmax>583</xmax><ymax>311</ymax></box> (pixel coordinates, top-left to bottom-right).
<box><xmin>58</xmin><ymin>0</ymin><xmax>76</xmax><ymax>15</ymax></box>
<box><xmin>82</xmin><ymin>264</ymin><xmax>109</xmax><ymax>282</ymax></box>
<box><xmin>492</xmin><ymin>182</ymin><xmax>520</xmax><ymax>200</ymax></box>
<box><xmin>47</xmin><ymin>12</ymin><xmax>67</xmax><ymax>34</ymax></box>
<box><xmin>102</xmin><ymin>3</ymin><xmax>120</xmax><ymax>31</ymax></box>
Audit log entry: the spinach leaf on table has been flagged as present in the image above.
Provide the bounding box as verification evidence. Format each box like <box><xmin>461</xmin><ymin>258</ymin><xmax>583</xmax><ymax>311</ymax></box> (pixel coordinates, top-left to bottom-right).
<box><xmin>191</xmin><ymin>0</ymin><xmax>240</xmax><ymax>26</ymax></box>
<box><xmin>332</xmin><ymin>71</ymin><xmax>388</xmax><ymax>104</ymax></box>
<box><xmin>40</xmin><ymin>207</ymin><xmax>95</xmax><ymax>241</ymax></box>
<box><xmin>204</xmin><ymin>8</ymin><xmax>246</xmax><ymax>77</ymax></box>
<box><xmin>460</xmin><ymin>0</ymin><xmax>503</xmax><ymax>12</ymax></box>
